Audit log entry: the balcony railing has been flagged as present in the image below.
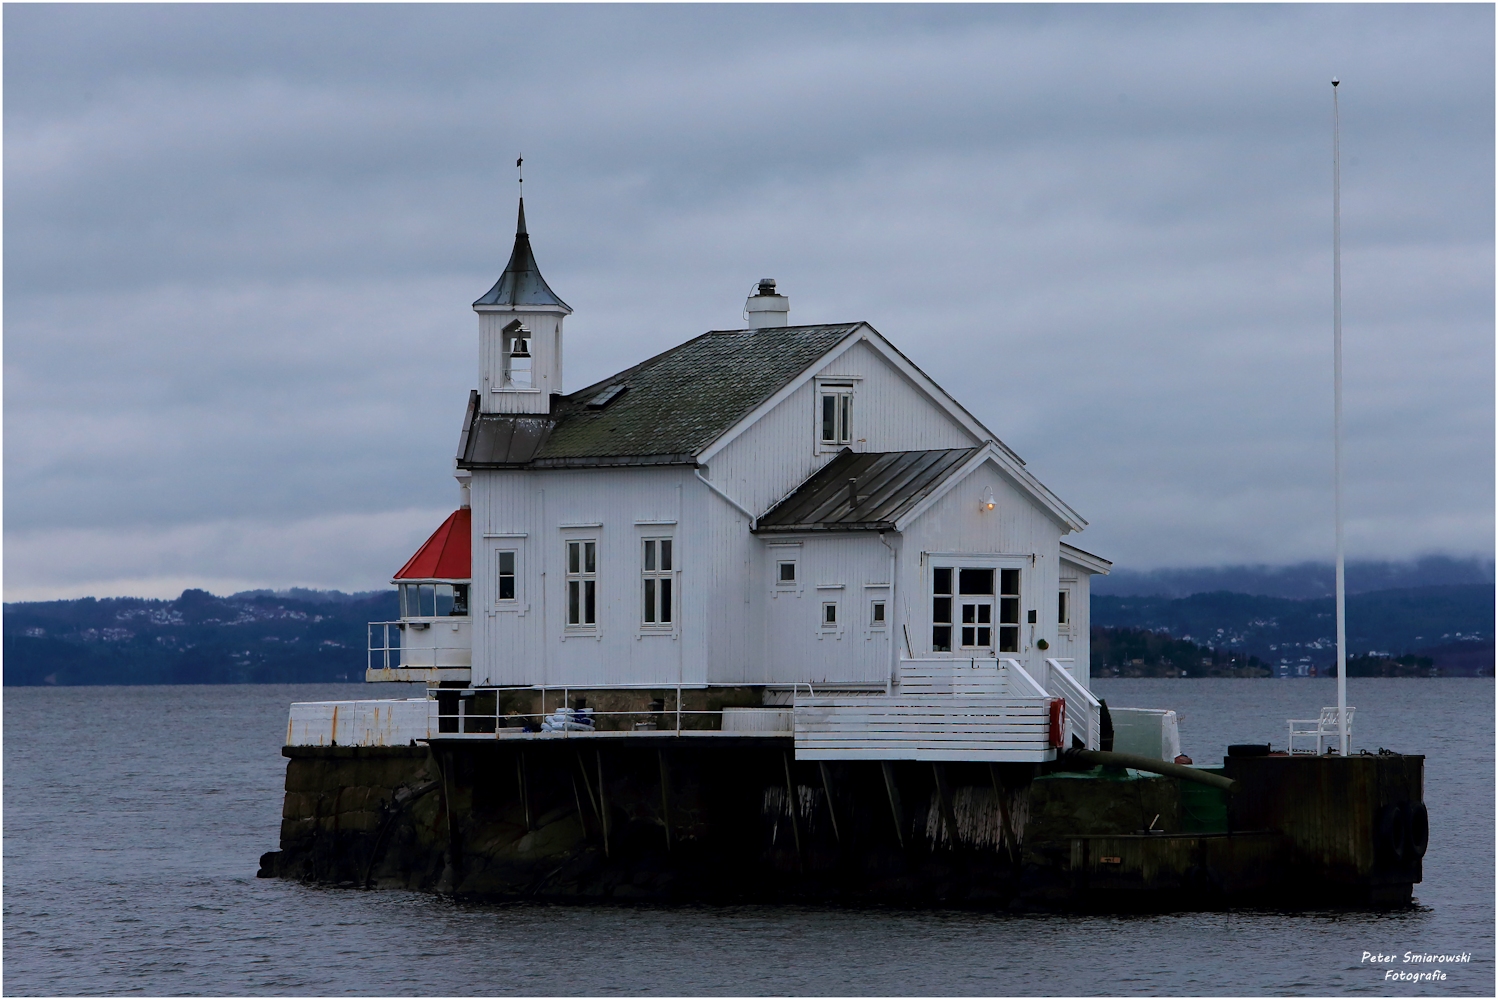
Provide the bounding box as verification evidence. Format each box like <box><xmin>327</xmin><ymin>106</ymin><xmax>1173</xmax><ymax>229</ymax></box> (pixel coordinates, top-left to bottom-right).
<box><xmin>367</xmin><ymin>619</ymin><xmax>471</xmax><ymax>676</ymax></box>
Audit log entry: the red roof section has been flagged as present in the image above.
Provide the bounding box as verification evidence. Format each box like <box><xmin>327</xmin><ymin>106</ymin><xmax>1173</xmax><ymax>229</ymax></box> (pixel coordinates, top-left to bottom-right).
<box><xmin>393</xmin><ymin>508</ymin><xmax>471</xmax><ymax>581</ymax></box>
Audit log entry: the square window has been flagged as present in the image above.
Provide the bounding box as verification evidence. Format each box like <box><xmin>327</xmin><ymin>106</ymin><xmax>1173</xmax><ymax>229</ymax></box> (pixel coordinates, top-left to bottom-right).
<box><xmin>777</xmin><ymin>561</ymin><xmax>797</xmax><ymax>585</ymax></box>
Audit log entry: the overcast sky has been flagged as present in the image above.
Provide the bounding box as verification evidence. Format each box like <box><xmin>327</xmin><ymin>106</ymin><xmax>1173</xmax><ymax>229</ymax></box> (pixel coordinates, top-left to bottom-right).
<box><xmin>5</xmin><ymin>4</ymin><xmax>1493</xmax><ymax>602</ymax></box>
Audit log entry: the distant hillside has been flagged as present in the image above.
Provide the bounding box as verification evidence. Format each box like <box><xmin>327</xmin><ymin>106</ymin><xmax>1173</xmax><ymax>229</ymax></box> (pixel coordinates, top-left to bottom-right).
<box><xmin>4</xmin><ymin>588</ymin><xmax>398</xmax><ymax>686</ymax></box>
<box><xmin>1093</xmin><ymin>555</ymin><xmax>1494</xmax><ymax>600</ymax></box>
<box><xmin>1092</xmin><ymin>584</ymin><xmax>1494</xmax><ymax>675</ymax></box>
<box><xmin>1091</xmin><ymin>627</ymin><xmax>1272</xmax><ymax>678</ymax></box>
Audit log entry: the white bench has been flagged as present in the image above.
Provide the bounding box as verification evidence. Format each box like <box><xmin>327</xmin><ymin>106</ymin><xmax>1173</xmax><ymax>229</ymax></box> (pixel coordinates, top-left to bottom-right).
<box><xmin>1288</xmin><ymin>706</ymin><xmax>1354</xmax><ymax>755</ymax></box>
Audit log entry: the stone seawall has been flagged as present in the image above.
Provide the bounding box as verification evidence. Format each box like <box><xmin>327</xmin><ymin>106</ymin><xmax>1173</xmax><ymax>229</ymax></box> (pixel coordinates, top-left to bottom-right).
<box><xmin>258</xmin><ymin>742</ymin><xmax>1424</xmax><ymax>909</ymax></box>
<box><xmin>260</xmin><ymin>739</ymin><xmax>1044</xmax><ymax>903</ymax></box>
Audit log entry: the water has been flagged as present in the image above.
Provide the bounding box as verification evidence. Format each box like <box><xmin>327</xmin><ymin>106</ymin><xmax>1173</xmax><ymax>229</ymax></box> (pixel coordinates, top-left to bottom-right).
<box><xmin>4</xmin><ymin>680</ymin><xmax>1492</xmax><ymax>996</ymax></box>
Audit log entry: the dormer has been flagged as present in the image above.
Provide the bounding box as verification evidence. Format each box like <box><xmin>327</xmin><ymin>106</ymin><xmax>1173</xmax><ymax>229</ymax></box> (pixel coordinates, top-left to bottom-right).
<box><xmin>473</xmin><ymin>198</ymin><xmax>572</xmax><ymax>414</ymax></box>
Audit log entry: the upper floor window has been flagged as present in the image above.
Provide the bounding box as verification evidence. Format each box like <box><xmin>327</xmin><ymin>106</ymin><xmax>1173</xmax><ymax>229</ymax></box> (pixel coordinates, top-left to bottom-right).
<box><xmin>642</xmin><ymin>538</ymin><xmax>674</xmax><ymax>627</ymax></box>
<box><xmin>819</xmin><ymin>383</ymin><xmax>853</xmax><ymax>445</ymax></box>
<box><xmin>1057</xmin><ymin>587</ymin><xmax>1071</xmax><ymax>630</ymax></box>
<box><xmin>566</xmin><ymin>540</ymin><xmax>597</xmax><ymax>628</ymax></box>
<box><xmin>776</xmin><ymin>560</ymin><xmax>798</xmax><ymax>587</ymax></box>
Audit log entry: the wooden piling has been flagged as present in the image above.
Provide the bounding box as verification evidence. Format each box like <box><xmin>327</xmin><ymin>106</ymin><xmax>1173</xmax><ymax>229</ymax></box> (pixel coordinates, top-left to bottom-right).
<box><xmin>517</xmin><ymin>750</ymin><xmax>532</xmax><ymax>831</ymax></box>
<box><xmin>782</xmin><ymin>752</ymin><xmax>803</xmax><ymax>866</ymax></box>
<box><xmin>658</xmin><ymin>749</ymin><xmax>673</xmax><ymax>853</ymax></box>
<box><xmin>818</xmin><ymin>761</ymin><xmax>841</xmax><ymax>844</ymax></box>
<box><xmin>933</xmin><ymin>762</ymin><xmax>958</xmax><ymax>848</ymax></box>
<box><xmin>881</xmin><ymin>761</ymin><xmax>905</xmax><ymax>848</ymax></box>
<box><xmin>597</xmin><ymin>749</ymin><xmax>611</xmax><ymax>858</ymax></box>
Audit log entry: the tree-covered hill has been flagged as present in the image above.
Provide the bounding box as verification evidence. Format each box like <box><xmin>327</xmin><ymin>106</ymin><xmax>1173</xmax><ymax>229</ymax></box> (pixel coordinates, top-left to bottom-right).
<box><xmin>1092</xmin><ymin>584</ymin><xmax>1494</xmax><ymax>675</ymax></box>
<box><xmin>4</xmin><ymin>588</ymin><xmax>398</xmax><ymax>685</ymax></box>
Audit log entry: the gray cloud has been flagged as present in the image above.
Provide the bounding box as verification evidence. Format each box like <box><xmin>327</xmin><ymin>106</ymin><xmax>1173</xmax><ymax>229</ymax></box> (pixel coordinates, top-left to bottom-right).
<box><xmin>5</xmin><ymin>4</ymin><xmax>1492</xmax><ymax>600</ymax></box>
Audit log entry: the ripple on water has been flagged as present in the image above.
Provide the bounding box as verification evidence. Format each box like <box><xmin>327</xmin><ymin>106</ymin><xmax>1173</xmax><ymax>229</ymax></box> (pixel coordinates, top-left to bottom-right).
<box><xmin>3</xmin><ymin>681</ymin><xmax>1493</xmax><ymax>996</ymax></box>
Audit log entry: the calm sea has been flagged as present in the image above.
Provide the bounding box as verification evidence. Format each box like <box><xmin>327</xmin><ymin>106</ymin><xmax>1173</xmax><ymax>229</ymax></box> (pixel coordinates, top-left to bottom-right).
<box><xmin>4</xmin><ymin>679</ymin><xmax>1493</xmax><ymax>996</ymax></box>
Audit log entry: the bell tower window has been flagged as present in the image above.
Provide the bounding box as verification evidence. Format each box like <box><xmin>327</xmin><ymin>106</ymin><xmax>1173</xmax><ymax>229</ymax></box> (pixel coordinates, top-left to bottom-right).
<box><xmin>502</xmin><ymin>319</ymin><xmax>533</xmax><ymax>389</ymax></box>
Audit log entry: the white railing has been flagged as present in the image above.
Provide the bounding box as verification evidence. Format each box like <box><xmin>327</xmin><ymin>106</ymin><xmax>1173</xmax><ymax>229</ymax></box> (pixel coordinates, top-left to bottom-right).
<box><xmin>899</xmin><ymin>657</ymin><xmax>1006</xmax><ymax>696</ymax></box>
<box><xmin>794</xmin><ymin>695</ymin><xmax>1056</xmax><ymax>762</ymax></box>
<box><xmin>1040</xmin><ymin>657</ymin><xmax>1102</xmax><ymax>750</ymax></box>
<box><xmin>368</xmin><ymin>620</ymin><xmax>471</xmax><ymax>671</ymax></box>
<box><xmin>999</xmin><ymin>658</ymin><xmax>1050</xmax><ymax>698</ymax></box>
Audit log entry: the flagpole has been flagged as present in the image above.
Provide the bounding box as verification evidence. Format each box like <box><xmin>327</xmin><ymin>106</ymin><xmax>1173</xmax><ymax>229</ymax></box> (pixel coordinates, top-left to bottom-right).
<box><xmin>1332</xmin><ymin>78</ymin><xmax>1348</xmax><ymax>755</ymax></box>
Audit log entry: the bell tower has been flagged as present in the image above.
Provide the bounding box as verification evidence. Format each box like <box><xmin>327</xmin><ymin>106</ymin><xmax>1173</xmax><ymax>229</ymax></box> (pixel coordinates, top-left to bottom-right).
<box><xmin>473</xmin><ymin>198</ymin><xmax>572</xmax><ymax>414</ymax></box>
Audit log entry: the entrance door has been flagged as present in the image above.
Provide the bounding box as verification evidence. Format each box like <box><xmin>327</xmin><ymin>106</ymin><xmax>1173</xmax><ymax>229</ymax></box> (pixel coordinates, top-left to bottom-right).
<box><xmin>957</xmin><ymin>568</ymin><xmax>994</xmax><ymax>651</ymax></box>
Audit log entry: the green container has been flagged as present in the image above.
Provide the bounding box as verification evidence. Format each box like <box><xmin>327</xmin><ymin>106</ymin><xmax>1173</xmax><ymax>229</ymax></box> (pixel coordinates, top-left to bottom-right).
<box><xmin>1179</xmin><ymin>768</ymin><xmax>1229</xmax><ymax>833</ymax></box>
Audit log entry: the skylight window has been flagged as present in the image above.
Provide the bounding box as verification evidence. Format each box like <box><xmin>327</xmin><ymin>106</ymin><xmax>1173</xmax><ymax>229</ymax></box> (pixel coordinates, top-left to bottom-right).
<box><xmin>587</xmin><ymin>384</ymin><xmax>629</xmax><ymax>409</ymax></box>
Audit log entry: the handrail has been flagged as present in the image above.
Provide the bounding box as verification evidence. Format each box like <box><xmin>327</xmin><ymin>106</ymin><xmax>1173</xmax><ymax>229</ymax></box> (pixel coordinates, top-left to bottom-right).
<box><xmin>1042</xmin><ymin>657</ymin><xmax>1101</xmax><ymax>750</ymax></box>
<box><xmin>1001</xmin><ymin>658</ymin><xmax>1049</xmax><ymax>698</ymax></box>
<box><xmin>1044</xmin><ymin>658</ymin><xmax>1101</xmax><ymax>708</ymax></box>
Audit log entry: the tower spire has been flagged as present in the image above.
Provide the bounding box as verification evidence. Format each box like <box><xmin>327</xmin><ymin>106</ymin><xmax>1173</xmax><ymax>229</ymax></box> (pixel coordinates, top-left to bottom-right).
<box><xmin>516</xmin><ymin>155</ymin><xmax>526</xmax><ymax>235</ymax></box>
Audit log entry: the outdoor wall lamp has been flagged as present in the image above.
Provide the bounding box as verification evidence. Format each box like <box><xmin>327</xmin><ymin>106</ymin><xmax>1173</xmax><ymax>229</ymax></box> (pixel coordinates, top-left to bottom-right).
<box><xmin>980</xmin><ymin>487</ymin><xmax>996</xmax><ymax>512</ymax></box>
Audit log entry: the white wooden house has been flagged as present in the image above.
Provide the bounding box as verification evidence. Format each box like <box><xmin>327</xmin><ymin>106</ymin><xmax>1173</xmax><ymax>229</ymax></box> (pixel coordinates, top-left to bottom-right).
<box><xmin>297</xmin><ymin>199</ymin><xmax>1113</xmax><ymax>762</ymax></box>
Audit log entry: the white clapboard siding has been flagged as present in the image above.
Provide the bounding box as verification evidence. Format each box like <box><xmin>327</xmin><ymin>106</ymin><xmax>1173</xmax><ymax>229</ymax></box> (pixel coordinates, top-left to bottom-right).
<box><xmin>286</xmin><ymin>699</ymin><xmax>433</xmax><ymax>747</ymax></box>
<box><xmin>794</xmin><ymin>696</ymin><xmax>1056</xmax><ymax>761</ymax></box>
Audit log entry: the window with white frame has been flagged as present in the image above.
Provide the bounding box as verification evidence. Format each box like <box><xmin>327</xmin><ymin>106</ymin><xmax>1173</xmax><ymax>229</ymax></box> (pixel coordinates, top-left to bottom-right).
<box><xmin>401</xmin><ymin>582</ymin><xmax>468</xmax><ymax>618</ymax></box>
<box><xmin>565</xmin><ymin>540</ymin><xmax>597</xmax><ymax>628</ymax></box>
<box><xmin>641</xmin><ymin>538</ymin><xmax>674</xmax><ymax>628</ymax></box>
<box><xmin>932</xmin><ymin>565</ymin><xmax>1021</xmax><ymax>653</ymax></box>
<box><xmin>957</xmin><ymin>569</ymin><xmax>995</xmax><ymax>651</ymax></box>
<box><xmin>1058</xmin><ymin>586</ymin><xmax>1073</xmax><ymax>631</ymax></box>
<box><xmin>776</xmin><ymin>559</ymin><xmax>798</xmax><ymax>587</ymax></box>
<box><xmin>932</xmin><ymin>567</ymin><xmax>953</xmax><ymax>651</ymax></box>
<box><xmin>998</xmin><ymin>568</ymin><xmax>1021</xmax><ymax>652</ymax></box>
<box><xmin>496</xmin><ymin>550</ymin><xmax>518</xmax><ymax>602</ymax></box>
<box><xmin>819</xmin><ymin>383</ymin><xmax>853</xmax><ymax>445</ymax></box>
<box><xmin>821</xmin><ymin>601</ymin><xmax>839</xmax><ymax>629</ymax></box>
<box><xmin>870</xmin><ymin>599</ymin><xmax>887</xmax><ymax>629</ymax></box>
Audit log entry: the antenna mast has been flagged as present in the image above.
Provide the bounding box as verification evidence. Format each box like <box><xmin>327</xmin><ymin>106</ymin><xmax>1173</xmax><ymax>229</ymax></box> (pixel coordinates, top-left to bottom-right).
<box><xmin>1332</xmin><ymin>78</ymin><xmax>1348</xmax><ymax>755</ymax></box>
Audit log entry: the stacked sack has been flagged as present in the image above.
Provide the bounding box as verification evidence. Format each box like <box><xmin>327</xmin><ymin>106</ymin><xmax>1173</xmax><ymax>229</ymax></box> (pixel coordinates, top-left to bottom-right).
<box><xmin>540</xmin><ymin>706</ymin><xmax>596</xmax><ymax>732</ymax></box>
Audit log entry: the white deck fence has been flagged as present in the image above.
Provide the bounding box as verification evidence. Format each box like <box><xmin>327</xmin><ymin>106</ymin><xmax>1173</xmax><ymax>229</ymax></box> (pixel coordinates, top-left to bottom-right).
<box><xmin>288</xmin><ymin>655</ymin><xmax>1102</xmax><ymax>762</ymax></box>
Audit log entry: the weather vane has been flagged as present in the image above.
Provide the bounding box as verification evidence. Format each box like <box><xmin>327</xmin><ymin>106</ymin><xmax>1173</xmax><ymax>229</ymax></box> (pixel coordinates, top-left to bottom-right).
<box><xmin>517</xmin><ymin>155</ymin><xmax>523</xmax><ymax>195</ymax></box>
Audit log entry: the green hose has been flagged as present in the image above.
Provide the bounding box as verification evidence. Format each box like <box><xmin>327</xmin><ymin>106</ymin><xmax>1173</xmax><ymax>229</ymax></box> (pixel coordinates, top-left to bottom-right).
<box><xmin>1060</xmin><ymin>748</ymin><xmax>1239</xmax><ymax>794</ymax></box>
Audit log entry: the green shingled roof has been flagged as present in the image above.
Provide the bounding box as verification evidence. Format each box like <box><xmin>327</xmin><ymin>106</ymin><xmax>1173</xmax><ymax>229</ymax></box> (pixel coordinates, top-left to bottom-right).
<box><xmin>526</xmin><ymin>323</ymin><xmax>862</xmax><ymax>465</ymax></box>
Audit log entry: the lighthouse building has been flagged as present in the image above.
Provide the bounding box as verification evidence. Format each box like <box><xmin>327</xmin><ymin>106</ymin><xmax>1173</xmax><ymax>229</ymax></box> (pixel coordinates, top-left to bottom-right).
<box><xmin>300</xmin><ymin>199</ymin><xmax>1112</xmax><ymax>761</ymax></box>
